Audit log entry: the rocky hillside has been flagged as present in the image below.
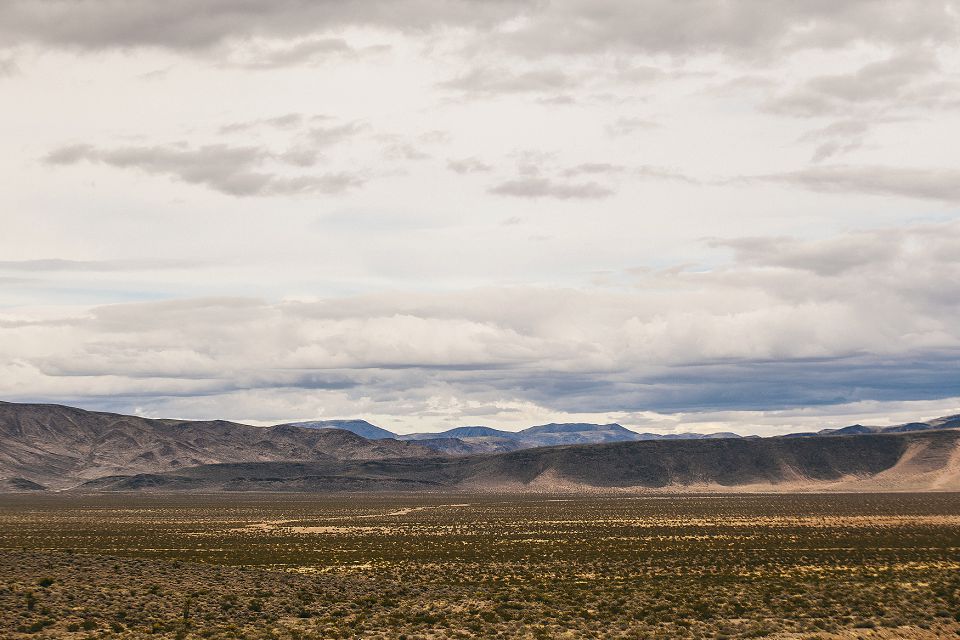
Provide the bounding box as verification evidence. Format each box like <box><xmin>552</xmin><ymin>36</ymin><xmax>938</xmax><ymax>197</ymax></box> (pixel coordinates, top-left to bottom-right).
<box><xmin>82</xmin><ymin>429</ymin><xmax>960</xmax><ymax>493</ymax></box>
<box><xmin>284</xmin><ymin>420</ymin><xmax>750</xmax><ymax>452</ymax></box>
<box><xmin>0</xmin><ymin>402</ymin><xmax>432</xmax><ymax>490</ymax></box>
<box><xmin>276</xmin><ymin>419</ymin><xmax>397</xmax><ymax>440</ymax></box>
<box><xmin>6</xmin><ymin>401</ymin><xmax>960</xmax><ymax>493</ymax></box>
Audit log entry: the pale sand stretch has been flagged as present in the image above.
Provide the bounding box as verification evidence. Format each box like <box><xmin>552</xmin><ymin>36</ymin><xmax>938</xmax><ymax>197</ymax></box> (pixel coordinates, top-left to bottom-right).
<box><xmin>236</xmin><ymin>502</ymin><xmax>472</xmax><ymax>533</ymax></box>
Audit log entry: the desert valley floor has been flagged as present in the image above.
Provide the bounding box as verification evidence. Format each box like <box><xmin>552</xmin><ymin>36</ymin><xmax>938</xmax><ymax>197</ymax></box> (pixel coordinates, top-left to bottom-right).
<box><xmin>1</xmin><ymin>493</ymin><xmax>959</xmax><ymax>639</ymax></box>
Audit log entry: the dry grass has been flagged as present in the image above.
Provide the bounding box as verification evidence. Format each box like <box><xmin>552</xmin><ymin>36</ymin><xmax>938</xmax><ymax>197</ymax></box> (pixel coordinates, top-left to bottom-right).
<box><xmin>1</xmin><ymin>493</ymin><xmax>959</xmax><ymax>638</ymax></box>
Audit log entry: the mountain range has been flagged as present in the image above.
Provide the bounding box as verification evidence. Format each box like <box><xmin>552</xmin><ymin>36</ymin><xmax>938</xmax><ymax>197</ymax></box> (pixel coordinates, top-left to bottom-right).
<box><xmin>281</xmin><ymin>415</ymin><xmax>960</xmax><ymax>452</ymax></box>
<box><xmin>0</xmin><ymin>402</ymin><xmax>430</xmax><ymax>491</ymax></box>
<box><xmin>279</xmin><ymin>420</ymin><xmax>739</xmax><ymax>454</ymax></box>
<box><xmin>782</xmin><ymin>414</ymin><xmax>960</xmax><ymax>437</ymax></box>
<box><xmin>2</xmin><ymin>401</ymin><xmax>960</xmax><ymax>493</ymax></box>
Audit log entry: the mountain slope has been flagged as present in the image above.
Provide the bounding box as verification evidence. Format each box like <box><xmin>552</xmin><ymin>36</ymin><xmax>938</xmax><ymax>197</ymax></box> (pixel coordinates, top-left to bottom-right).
<box><xmin>270</xmin><ymin>418</ymin><xmax>818</xmax><ymax>452</ymax></box>
<box><xmin>399</xmin><ymin>425</ymin><xmax>516</xmax><ymax>440</ymax></box>
<box><xmin>785</xmin><ymin>414</ymin><xmax>960</xmax><ymax>438</ymax></box>
<box><xmin>0</xmin><ymin>402</ymin><xmax>431</xmax><ymax>489</ymax></box>
<box><xmin>80</xmin><ymin>429</ymin><xmax>960</xmax><ymax>493</ymax></box>
<box><xmin>7</xmin><ymin>401</ymin><xmax>960</xmax><ymax>493</ymax></box>
<box><xmin>276</xmin><ymin>419</ymin><xmax>397</xmax><ymax>440</ymax></box>
<box><xmin>515</xmin><ymin>423</ymin><xmax>640</xmax><ymax>446</ymax></box>
<box><xmin>400</xmin><ymin>422</ymin><xmax>747</xmax><ymax>449</ymax></box>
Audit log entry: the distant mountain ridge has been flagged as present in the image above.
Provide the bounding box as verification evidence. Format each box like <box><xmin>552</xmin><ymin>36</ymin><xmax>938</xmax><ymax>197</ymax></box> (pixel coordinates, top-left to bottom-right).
<box><xmin>4</xmin><ymin>401</ymin><xmax>960</xmax><ymax>493</ymax></box>
<box><xmin>0</xmin><ymin>402</ymin><xmax>432</xmax><ymax>490</ymax></box>
<box><xmin>286</xmin><ymin>419</ymin><xmax>755</xmax><ymax>451</ymax></box>
<box><xmin>285</xmin><ymin>415</ymin><xmax>960</xmax><ymax>452</ymax></box>
<box><xmin>83</xmin><ymin>429</ymin><xmax>960</xmax><ymax>494</ymax></box>
<box><xmin>783</xmin><ymin>414</ymin><xmax>960</xmax><ymax>438</ymax></box>
<box><xmin>276</xmin><ymin>419</ymin><xmax>396</xmax><ymax>440</ymax></box>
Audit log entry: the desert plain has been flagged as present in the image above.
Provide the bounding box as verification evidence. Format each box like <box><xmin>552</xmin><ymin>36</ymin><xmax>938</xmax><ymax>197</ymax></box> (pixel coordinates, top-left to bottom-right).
<box><xmin>2</xmin><ymin>492</ymin><xmax>959</xmax><ymax>639</ymax></box>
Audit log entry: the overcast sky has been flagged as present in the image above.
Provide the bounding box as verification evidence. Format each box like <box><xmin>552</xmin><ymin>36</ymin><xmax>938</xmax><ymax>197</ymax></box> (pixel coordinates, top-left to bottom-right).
<box><xmin>1</xmin><ymin>1</ymin><xmax>959</xmax><ymax>434</ymax></box>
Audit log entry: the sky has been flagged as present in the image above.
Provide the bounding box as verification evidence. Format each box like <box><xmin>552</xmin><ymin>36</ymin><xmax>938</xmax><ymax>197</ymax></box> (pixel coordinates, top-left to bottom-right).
<box><xmin>1</xmin><ymin>0</ymin><xmax>959</xmax><ymax>435</ymax></box>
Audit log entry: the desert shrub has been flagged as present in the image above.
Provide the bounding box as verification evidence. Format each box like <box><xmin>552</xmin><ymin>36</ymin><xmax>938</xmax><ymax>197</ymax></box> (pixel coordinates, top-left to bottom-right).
<box><xmin>26</xmin><ymin>618</ymin><xmax>54</xmax><ymax>633</ymax></box>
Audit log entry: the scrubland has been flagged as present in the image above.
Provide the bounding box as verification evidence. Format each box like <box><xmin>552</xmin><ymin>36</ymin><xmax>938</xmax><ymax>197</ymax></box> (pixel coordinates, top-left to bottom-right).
<box><xmin>1</xmin><ymin>493</ymin><xmax>959</xmax><ymax>639</ymax></box>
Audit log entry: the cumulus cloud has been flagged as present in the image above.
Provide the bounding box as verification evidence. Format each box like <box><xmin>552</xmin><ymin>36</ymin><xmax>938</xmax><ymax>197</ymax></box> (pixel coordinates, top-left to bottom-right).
<box><xmin>5</xmin><ymin>1</ymin><xmax>960</xmax><ymax>433</ymax></box>
<box><xmin>0</xmin><ymin>0</ymin><xmax>527</xmax><ymax>50</ymax></box>
<box><xmin>495</xmin><ymin>1</ymin><xmax>960</xmax><ymax>58</ymax></box>
<box><xmin>3</xmin><ymin>1</ymin><xmax>955</xmax><ymax>62</ymax></box>
<box><xmin>2</xmin><ymin>222</ymin><xmax>958</xmax><ymax>427</ymax></box>
<box><xmin>44</xmin><ymin>142</ymin><xmax>366</xmax><ymax>196</ymax></box>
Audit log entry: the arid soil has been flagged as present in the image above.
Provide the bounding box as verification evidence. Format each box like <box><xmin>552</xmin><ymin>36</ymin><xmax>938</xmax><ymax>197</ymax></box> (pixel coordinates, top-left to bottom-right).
<box><xmin>1</xmin><ymin>493</ymin><xmax>959</xmax><ymax>639</ymax></box>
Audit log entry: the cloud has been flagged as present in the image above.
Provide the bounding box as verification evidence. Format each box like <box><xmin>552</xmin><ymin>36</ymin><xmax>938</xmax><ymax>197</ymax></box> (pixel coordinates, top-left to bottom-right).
<box><xmin>495</xmin><ymin>1</ymin><xmax>960</xmax><ymax>59</ymax></box>
<box><xmin>613</xmin><ymin>63</ymin><xmax>668</xmax><ymax>84</ymax></box>
<box><xmin>766</xmin><ymin>49</ymin><xmax>956</xmax><ymax>118</ymax></box>
<box><xmin>605</xmin><ymin>117</ymin><xmax>659</xmax><ymax>136</ymax></box>
<box><xmin>447</xmin><ymin>157</ymin><xmax>493</xmax><ymax>174</ymax></box>
<box><xmin>439</xmin><ymin>67</ymin><xmax>577</xmax><ymax>97</ymax></box>
<box><xmin>0</xmin><ymin>259</ymin><xmax>198</xmax><ymax>272</ymax></box>
<box><xmin>44</xmin><ymin>142</ymin><xmax>366</xmax><ymax>197</ymax></box>
<box><xmin>382</xmin><ymin>142</ymin><xmax>431</xmax><ymax>161</ymax></box>
<box><xmin>763</xmin><ymin>49</ymin><xmax>959</xmax><ymax>161</ymax></box>
<box><xmin>4</xmin><ymin>1</ymin><xmax>955</xmax><ymax>64</ymax></box>
<box><xmin>1</xmin><ymin>222</ymin><xmax>959</xmax><ymax>425</ymax></box>
<box><xmin>797</xmin><ymin>119</ymin><xmax>873</xmax><ymax>163</ymax></box>
<box><xmin>218</xmin><ymin>113</ymin><xmax>306</xmax><ymax>134</ymax></box>
<box><xmin>561</xmin><ymin>163</ymin><xmax>695</xmax><ymax>182</ymax></box>
<box><xmin>5</xmin><ymin>2</ymin><xmax>960</xmax><ymax>434</ymax></box>
<box><xmin>634</xmin><ymin>166</ymin><xmax>698</xmax><ymax>183</ymax></box>
<box><xmin>709</xmin><ymin>232</ymin><xmax>901</xmax><ymax>277</ymax></box>
<box><xmin>227</xmin><ymin>37</ymin><xmax>383</xmax><ymax>69</ymax></box>
<box><xmin>0</xmin><ymin>55</ymin><xmax>17</xmax><ymax>76</ymax></box>
<box><xmin>757</xmin><ymin>165</ymin><xmax>960</xmax><ymax>202</ymax></box>
<box><xmin>489</xmin><ymin>177</ymin><xmax>614</xmax><ymax>199</ymax></box>
<box><xmin>307</xmin><ymin>122</ymin><xmax>367</xmax><ymax>146</ymax></box>
<box><xmin>487</xmin><ymin>158</ymin><xmax>696</xmax><ymax>199</ymax></box>
<box><xmin>0</xmin><ymin>0</ymin><xmax>527</xmax><ymax>51</ymax></box>
<box><xmin>561</xmin><ymin>163</ymin><xmax>626</xmax><ymax>177</ymax></box>
<box><xmin>375</xmin><ymin>130</ymin><xmax>449</xmax><ymax>162</ymax></box>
